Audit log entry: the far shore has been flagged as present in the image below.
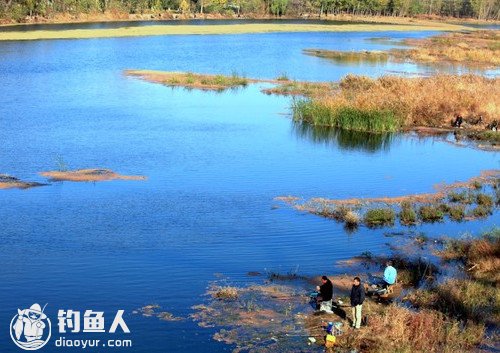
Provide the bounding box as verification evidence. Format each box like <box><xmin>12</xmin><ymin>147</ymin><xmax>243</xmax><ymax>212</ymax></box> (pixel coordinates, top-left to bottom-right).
<box><xmin>1</xmin><ymin>12</ymin><xmax>499</xmax><ymax>27</ymax></box>
<box><xmin>0</xmin><ymin>19</ymin><xmax>473</xmax><ymax>41</ymax></box>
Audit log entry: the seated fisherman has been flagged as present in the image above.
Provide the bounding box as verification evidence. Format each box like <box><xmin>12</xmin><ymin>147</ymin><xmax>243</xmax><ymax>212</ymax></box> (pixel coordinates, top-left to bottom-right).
<box><xmin>316</xmin><ymin>276</ymin><xmax>333</xmax><ymax>313</ymax></box>
<box><xmin>382</xmin><ymin>261</ymin><xmax>397</xmax><ymax>288</ymax></box>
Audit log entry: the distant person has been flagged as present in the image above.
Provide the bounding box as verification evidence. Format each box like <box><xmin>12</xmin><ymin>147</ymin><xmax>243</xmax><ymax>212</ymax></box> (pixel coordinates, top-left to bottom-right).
<box><xmin>452</xmin><ymin>114</ymin><xmax>463</xmax><ymax>128</ymax></box>
<box><xmin>350</xmin><ymin>277</ymin><xmax>365</xmax><ymax>329</ymax></box>
<box><xmin>382</xmin><ymin>261</ymin><xmax>397</xmax><ymax>287</ymax></box>
<box><xmin>316</xmin><ymin>276</ymin><xmax>333</xmax><ymax>313</ymax></box>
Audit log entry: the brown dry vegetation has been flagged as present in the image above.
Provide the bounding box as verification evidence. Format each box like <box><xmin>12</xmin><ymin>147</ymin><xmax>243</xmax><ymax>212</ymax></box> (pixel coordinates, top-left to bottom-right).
<box><xmin>305</xmin><ymin>30</ymin><xmax>500</xmax><ymax>68</ymax></box>
<box><xmin>396</xmin><ymin>30</ymin><xmax>500</xmax><ymax>68</ymax></box>
<box><xmin>40</xmin><ymin>169</ymin><xmax>146</xmax><ymax>182</ymax></box>
<box><xmin>296</xmin><ymin>74</ymin><xmax>500</xmax><ymax>130</ymax></box>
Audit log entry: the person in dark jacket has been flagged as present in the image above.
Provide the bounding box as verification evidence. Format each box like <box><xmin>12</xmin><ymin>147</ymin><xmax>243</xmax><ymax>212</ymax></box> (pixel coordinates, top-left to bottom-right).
<box><xmin>316</xmin><ymin>276</ymin><xmax>333</xmax><ymax>313</ymax></box>
<box><xmin>350</xmin><ymin>277</ymin><xmax>365</xmax><ymax>329</ymax></box>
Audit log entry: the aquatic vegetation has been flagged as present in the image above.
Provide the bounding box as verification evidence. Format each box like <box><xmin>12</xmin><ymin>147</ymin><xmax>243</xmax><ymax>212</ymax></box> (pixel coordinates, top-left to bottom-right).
<box><xmin>469</xmin><ymin>204</ymin><xmax>493</xmax><ymax>218</ymax></box>
<box><xmin>476</xmin><ymin>193</ymin><xmax>494</xmax><ymax>207</ymax></box>
<box><xmin>292</xmin><ymin>99</ymin><xmax>399</xmax><ymax>133</ymax></box>
<box><xmin>292</xmin><ymin>74</ymin><xmax>500</xmax><ymax>133</ymax></box>
<box><xmin>418</xmin><ymin>204</ymin><xmax>444</xmax><ymax>223</ymax></box>
<box><xmin>126</xmin><ymin>70</ymin><xmax>248</xmax><ymax>91</ymax></box>
<box><xmin>0</xmin><ymin>174</ymin><xmax>46</xmax><ymax>189</ymax></box>
<box><xmin>448</xmin><ymin>204</ymin><xmax>466</xmax><ymax>221</ymax></box>
<box><xmin>134</xmin><ymin>304</ymin><xmax>183</xmax><ymax>321</ymax></box>
<box><xmin>263</xmin><ymin>81</ymin><xmax>333</xmax><ymax>96</ymax></box>
<box><xmin>210</xmin><ymin>286</ymin><xmax>239</xmax><ymax>300</ymax></box>
<box><xmin>303</xmin><ymin>49</ymin><xmax>389</xmax><ymax>64</ymax></box>
<box><xmin>363</xmin><ymin>208</ymin><xmax>395</xmax><ymax>227</ymax></box>
<box><xmin>448</xmin><ymin>190</ymin><xmax>474</xmax><ymax>204</ymax></box>
<box><xmin>305</xmin><ymin>30</ymin><xmax>500</xmax><ymax>68</ymax></box>
<box><xmin>439</xmin><ymin>228</ymin><xmax>500</xmax><ymax>285</ymax></box>
<box><xmin>278</xmin><ymin>170</ymin><xmax>499</xmax><ymax>229</ymax></box>
<box><xmin>191</xmin><ymin>282</ymin><xmax>311</xmax><ymax>352</ymax></box>
<box><xmin>40</xmin><ymin>169</ymin><xmax>146</xmax><ymax>182</ymax></box>
<box><xmin>0</xmin><ymin>22</ymin><xmax>470</xmax><ymax>41</ymax></box>
<box><xmin>399</xmin><ymin>202</ymin><xmax>417</xmax><ymax>225</ymax></box>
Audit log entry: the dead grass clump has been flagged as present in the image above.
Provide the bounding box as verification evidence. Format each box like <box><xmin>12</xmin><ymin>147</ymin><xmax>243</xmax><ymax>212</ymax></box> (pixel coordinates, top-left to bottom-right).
<box><xmin>211</xmin><ymin>286</ymin><xmax>239</xmax><ymax>300</ymax></box>
<box><xmin>441</xmin><ymin>229</ymin><xmax>500</xmax><ymax>285</ymax></box>
<box><xmin>40</xmin><ymin>169</ymin><xmax>146</xmax><ymax>182</ymax></box>
<box><xmin>396</xmin><ymin>30</ymin><xmax>500</xmax><ymax>68</ymax></box>
<box><xmin>327</xmin><ymin>304</ymin><xmax>484</xmax><ymax>353</ymax></box>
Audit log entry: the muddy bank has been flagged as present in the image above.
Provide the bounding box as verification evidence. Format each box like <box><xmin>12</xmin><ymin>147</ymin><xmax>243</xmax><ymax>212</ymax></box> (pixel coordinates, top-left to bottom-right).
<box><xmin>40</xmin><ymin>169</ymin><xmax>146</xmax><ymax>182</ymax></box>
<box><xmin>0</xmin><ymin>174</ymin><xmax>47</xmax><ymax>189</ymax></box>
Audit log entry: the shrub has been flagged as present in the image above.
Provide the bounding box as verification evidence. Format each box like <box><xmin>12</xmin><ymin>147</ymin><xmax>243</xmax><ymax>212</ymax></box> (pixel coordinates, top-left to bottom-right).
<box><xmin>448</xmin><ymin>190</ymin><xmax>474</xmax><ymax>204</ymax></box>
<box><xmin>469</xmin><ymin>205</ymin><xmax>492</xmax><ymax>218</ymax></box>
<box><xmin>399</xmin><ymin>202</ymin><xmax>417</xmax><ymax>225</ymax></box>
<box><xmin>364</xmin><ymin>208</ymin><xmax>396</xmax><ymax>227</ymax></box>
<box><xmin>476</xmin><ymin>193</ymin><xmax>493</xmax><ymax>208</ymax></box>
<box><xmin>448</xmin><ymin>204</ymin><xmax>466</xmax><ymax>221</ymax></box>
<box><xmin>419</xmin><ymin>205</ymin><xmax>444</xmax><ymax>222</ymax></box>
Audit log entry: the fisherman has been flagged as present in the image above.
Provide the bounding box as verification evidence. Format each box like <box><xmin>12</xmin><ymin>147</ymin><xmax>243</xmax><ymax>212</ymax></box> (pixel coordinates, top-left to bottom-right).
<box><xmin>13</xmin><ymin>303</ymin><xmax>47</xmax><ymax>342</ymax></box>
<box><xmin>452</xmin><ymin>114</ymin><xmax>463</xmax><ymax>128</ymax></box>
<box><xmin>381</xmin><ymin>260</ymin><xmax>397</xmax><ymax>288</ymax></box>
<box><xmin>316</xmin><ymin>276</ymin><xmax>333</xmax><ymax>313</ymax></box>
<box><xmin>487</xmin><ymin>120</ymin><xmax>498</xmax><ymax>131</ymax></box>
<box><xmin>350</xmin><ymin>277</ymin><xmax>365</xmax><ymax>329</ymax></box>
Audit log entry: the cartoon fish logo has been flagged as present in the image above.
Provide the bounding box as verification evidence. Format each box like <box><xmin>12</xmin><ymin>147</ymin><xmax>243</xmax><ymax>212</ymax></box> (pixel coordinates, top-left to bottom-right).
<box><xmin>10</xmin><ymin>303</ymin><xmax>51</xmax><ymax>351</ymax></box>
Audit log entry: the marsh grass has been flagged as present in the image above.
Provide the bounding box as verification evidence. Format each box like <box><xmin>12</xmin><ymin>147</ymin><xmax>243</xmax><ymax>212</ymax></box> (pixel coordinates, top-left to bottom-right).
<box><xmin>292</xmin><ymin>99</ymin><xmax>400</xmax><ymax>133</ymax></box>
<box><xmin>418</xmin><ymin>204</ymin><xmax>445</xmax><ymax>222</ymax></box>
<box><xmin>448</xmin><ymin>204</ymin><xmax>466</xmax><ymax>221</ymax></box>
<box><xmin>303</xmin><ymin>49</ymin><xmax>389</xmax><ymax>64</ymax></box>
<box><xmin>291</xmin><ymin>74</ymin><xmax>499</xmax><ymax>133</ymax></box>
<box><xmin>399</xmin><ymin>202</ymin><xmax>417</xmax><ymax>225</ymax></box>
<box><xmin>161</xmin><ymin>71</ymin><xmax>247</xmax><ymax>91</ymax></box>
<box><xmin>364</xmin><ymin>208</ymin><xmax>396</xmax><ymax>227</ymax></box>
<box><xmin>306</xmin><ymin>30</ymin><xmax>500</xmax><ymax>68</ymax></box>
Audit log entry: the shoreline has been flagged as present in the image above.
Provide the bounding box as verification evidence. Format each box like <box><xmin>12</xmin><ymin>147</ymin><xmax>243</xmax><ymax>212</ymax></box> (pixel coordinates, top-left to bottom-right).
<box><xmin>1</xmin><ymin>13</ymin><xmax>499</xmax><ymax>27</ymax></box>
<box><xmin>0</xmin><ymin>21</ymin><xmax>472</xmax><ymax>41</ymax></box>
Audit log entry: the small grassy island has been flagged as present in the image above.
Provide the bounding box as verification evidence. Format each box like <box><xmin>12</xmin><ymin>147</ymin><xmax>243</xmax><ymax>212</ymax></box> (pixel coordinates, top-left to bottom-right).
<box><xmin>305</xmin><ymin>30</ymin><xmax>500</xmax><ymax>68</ymax></box>
<box><xmin>40</xmin><ymin>168</ymin><xmax>147</xmax><ymax>182</ymax></box>
<box><xmin>126</xmin><ymin>70</ymin><xmax>250</xmax><ymax>91</ymax></box>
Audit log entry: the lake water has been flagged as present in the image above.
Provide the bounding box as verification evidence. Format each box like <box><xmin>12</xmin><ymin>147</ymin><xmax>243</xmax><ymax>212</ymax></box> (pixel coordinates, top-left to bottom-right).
<box><xmin>0</xmin><ymin>27</ymin><xmax>498</xmax><ymax>352</ymax></box>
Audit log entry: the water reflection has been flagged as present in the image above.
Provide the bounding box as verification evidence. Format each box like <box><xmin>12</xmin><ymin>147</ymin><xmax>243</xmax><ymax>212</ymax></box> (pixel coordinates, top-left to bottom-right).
<box><xmin>292</xmin><ymin>121</ymin><xmax>396</xmax><ymax>153</ymax></box>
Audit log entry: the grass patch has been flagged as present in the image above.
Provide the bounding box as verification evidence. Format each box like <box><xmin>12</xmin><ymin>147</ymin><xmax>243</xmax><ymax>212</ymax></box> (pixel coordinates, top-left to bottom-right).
<box><xmin>476</xmin><ymin>193</ymin><xmax>494</xmax><ymax>207</ymax></box>
<box><xmin>469</xmin><ymin>204</ymin><xmax>492</xmax><ymax>218</ymax></box>
<box><xmin>127</xmin><ymin>70</ymin><xmax>248</xmax><ymax>91</ymax></box>
<box><xmin>303</xmin><ymin>49</ymin><xmax>389</xmax><ymax>64</ymax></box>
<box><xmin>292</xmin><ymin>99</ymin><xmax>400</xmax><ymax>133</ymax></box>
<box><xmin>364</xmin><ymin>208</ymin><xmax>396</xmax><ymax>227</ymax></box>
<box><xmin>418</xmin><ymin>204</ymin><xmax>444</xmax><ymax>222</ymax></box>
<box><xmin>399</xmin><ymin>202</ymin><xmax>417</xmax><ymax>225</ymax></box>
<box><xmin>448</xmin><ymin>190</ymin><xmax>474</xmax><ymax>204</ymax></box>
<box><xmin>448</xmin><ymin>204</ymin><xmax>466</xmax><ymax>221</ymax></box>
<box><xmin>0</xmin><ymin>22</ymin><xmax>470</xmax><ymax>41</ymax></box>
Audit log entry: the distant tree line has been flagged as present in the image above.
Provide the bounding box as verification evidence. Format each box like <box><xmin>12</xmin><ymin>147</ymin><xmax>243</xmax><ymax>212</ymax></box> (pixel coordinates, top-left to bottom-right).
<box><xmin>1</xmin><ymin>0</ymin><xmax>499</xmax><ymax>21</ymax></box>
